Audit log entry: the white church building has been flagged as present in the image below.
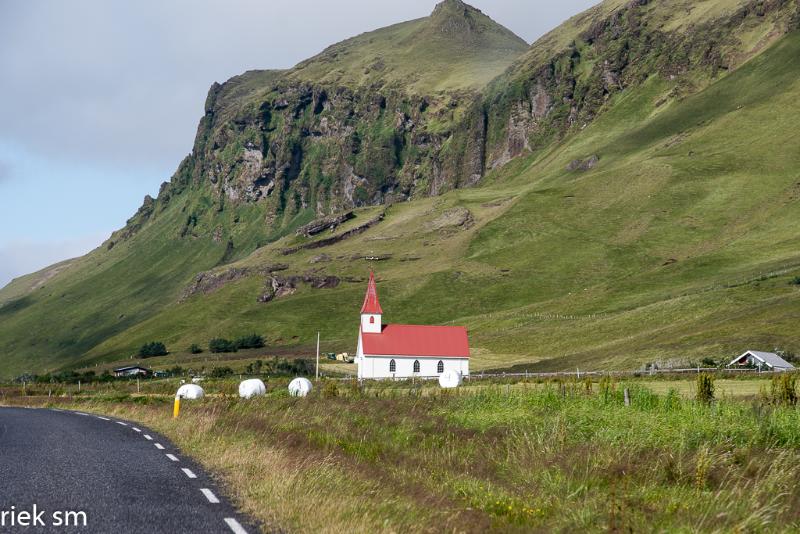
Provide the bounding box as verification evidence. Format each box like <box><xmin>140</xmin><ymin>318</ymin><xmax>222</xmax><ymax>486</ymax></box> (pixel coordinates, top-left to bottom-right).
<box><xmin>356</xmin><ymin>272</ymin><xmax>470</xmax><ymax>380</ymax></box>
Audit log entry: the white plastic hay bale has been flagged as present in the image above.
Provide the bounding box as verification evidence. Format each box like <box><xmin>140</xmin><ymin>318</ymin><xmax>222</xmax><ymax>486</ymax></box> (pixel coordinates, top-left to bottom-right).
<box><xmin>176</xmin><ymin>384</ymin><xmax>205</xmax><ymax>400</ymax></box>
<box><xmin>439</xmin><ymin>370</ymin><xmax>463</xmax><ymax>389</ymax></box>
<box><xmin>288</xmin><ymin>377</ymin><xmax>313</xmax><ymax>397</ymax></box>
<box><xmin>239</xmin><ymin>378</ymin><xmax>267</xmax><ymax>399</ymax></box>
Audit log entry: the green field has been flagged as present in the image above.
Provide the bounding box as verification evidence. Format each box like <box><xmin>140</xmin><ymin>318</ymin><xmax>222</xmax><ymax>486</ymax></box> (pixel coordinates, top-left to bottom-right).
<box><xmin>5</xmin><ymin>373</ymin><xmax>800</xmax><ymax>532</ymax></box>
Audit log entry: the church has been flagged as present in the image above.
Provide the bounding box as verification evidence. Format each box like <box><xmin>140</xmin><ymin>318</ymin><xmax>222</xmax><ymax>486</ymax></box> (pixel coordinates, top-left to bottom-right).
<box><xmin>356</xmin><ymin>272</ymin><xmax>470</xmax><ymax>380</ymax></box>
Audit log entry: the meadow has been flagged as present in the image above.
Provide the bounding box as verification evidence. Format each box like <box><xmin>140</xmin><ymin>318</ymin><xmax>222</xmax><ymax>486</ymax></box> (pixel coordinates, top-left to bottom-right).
<box><xmin>4</xmin><ymin>374</ymin><xmax>800</xmax><ymax>533</ymax></box>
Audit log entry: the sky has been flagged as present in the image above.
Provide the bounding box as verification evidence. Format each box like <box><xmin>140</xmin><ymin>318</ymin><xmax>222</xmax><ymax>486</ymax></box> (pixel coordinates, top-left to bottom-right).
<box><xmin>0</xmin><ymin>0</ymin><xmax>598</xmax><ymax>288</ymax></box>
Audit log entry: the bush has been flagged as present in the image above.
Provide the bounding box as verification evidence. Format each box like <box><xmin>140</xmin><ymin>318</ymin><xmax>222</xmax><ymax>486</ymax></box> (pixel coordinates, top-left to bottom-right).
<box><xmin>209</xmin><ymin>338</ymin><xmax>238</xmax><ymax>353</ymax></box>
<box><xmin>321</xmin><ymin>380</ymin><xmax>339</xmax><ymax>398</ymax></box>
<box><xmin>701</xmin><ymin>357</ymin><xmax>717</xmax><ymax>367</ymax></box>
<box><xmin>235</xmin><ymin>334</ymin><xmax>265</xmax><ymax>350</ymax></box>
<box><xmin>138</xmin><ymin>341</ymin><xmax>167</xmax><ymax>358</ymax></box>
<box><xmin>189</xmin><ymin>344</ymin><xmax>203</xmax><ymax>354</ymax></box>
<box><xmin>770</xmin><ymin>373</ymin><xmax>798</xmax><ymax>406</ymax></box>
<box><xmin>790</xmin><ymin>276</ymin><xmax>800</xmax><ymax>286</ymax></box>
<box><xmin>210</xmin><ymin>366</ymin><xmax>234</xmax><ymax>378</ymax></box>
<box><xmin>696</xmin><ymin>373</ymin><xmax>714</xmax><ymax>404</ymax></box>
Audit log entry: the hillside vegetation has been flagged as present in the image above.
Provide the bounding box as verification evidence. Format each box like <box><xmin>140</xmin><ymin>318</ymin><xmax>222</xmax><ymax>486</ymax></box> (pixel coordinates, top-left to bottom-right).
<box><xmin>1</xmin><ymin>0</ymin><xmax>800</xmax><ymax>378</ymax></box>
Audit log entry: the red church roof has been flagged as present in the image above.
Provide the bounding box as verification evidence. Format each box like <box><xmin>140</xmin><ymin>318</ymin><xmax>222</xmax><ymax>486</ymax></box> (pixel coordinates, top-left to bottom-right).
<box><xmin>360</xmin><ymin>271</ymin><xmax>383</xmax><ymax>314</ymax></box>
<box><xmin>361</xmin><ymin>324</ymin><xmax>470</xmax><ymax>358</ymax></box>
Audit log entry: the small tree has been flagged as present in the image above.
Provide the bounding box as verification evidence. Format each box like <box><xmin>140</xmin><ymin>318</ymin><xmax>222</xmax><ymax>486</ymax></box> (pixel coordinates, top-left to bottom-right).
<box><xmin>209</xmin><ymin>338</ymin><xmax>237</xmax><ymax>353</ymax></box>
<box><xmin>189</xmin><ymin>344</ymin><xmax>203</xmax><ymax>354</ymax></box>
<box><xmin>138</xmin><ymin>341</ymin><xmax>167</xmax><ymax>358</ymax></box>
<box><xmin>696</xmin><ymin>373</ymin><xmax>715</xmax><ymax>404</ymax></box>
<box><xmin>235</xmin><ymin>334</ymin><xmax>265</xmax><ymax>350</ymax></box>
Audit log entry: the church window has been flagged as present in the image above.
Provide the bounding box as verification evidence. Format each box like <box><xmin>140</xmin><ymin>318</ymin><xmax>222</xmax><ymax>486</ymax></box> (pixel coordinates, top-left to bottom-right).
<box><xmin>413</xmin><ymin>360</ymin><xmax>420</xmax><ymax>373</ymax></box>
<box><xmin>370</xmin><ymin>316</ymin><xmax>375</xmax><ymax>324</ymax></box>
<box><xmin>437</xmin><ymin>360</ymin><xmax>444</xmax><ymax>374</ymax></box>
<box><xmin>389</xmin><ymin>359</ymin><xmax>396</xmax><ymax>373</ymax></box>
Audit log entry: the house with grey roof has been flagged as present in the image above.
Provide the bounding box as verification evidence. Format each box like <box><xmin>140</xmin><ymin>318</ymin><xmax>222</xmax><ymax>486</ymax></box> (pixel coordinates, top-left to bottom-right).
<box><xmin>727</xmin><ymin>350</ymin><xmax>795</xmax><ymax>372</ymax></box>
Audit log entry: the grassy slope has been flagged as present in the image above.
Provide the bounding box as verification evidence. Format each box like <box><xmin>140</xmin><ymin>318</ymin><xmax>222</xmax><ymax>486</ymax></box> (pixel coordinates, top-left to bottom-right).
<box><xmin>66</xmin><ymin>31</ymin><xmax>800</xmax><ymax>376</ymax></box>
<box><xmin>1</xmin><ymin>2</ymin><xmax>799</xmax><ymax>378</ymax></box>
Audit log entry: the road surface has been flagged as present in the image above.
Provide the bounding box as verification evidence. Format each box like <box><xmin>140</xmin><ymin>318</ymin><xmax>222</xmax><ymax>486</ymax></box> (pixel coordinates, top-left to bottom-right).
<box><xmin>0</xmin><ymin>406</ymin><xmax>257</xmax><ymax>533</ymax></box>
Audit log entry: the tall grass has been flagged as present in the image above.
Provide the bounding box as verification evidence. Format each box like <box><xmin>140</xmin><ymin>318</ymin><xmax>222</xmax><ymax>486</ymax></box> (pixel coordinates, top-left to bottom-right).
<box><xmin>7</xmin><ymin>378</ymin><xmax>800</xmax><ymax>532</ymax></box>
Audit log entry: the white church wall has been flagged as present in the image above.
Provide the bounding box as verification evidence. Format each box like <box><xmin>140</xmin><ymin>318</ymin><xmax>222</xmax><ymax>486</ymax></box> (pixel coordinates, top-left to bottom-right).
<box><xmin>358</xmin><ymin>355</ymin><xmax>469</xmax><ymax>380</ymax></box>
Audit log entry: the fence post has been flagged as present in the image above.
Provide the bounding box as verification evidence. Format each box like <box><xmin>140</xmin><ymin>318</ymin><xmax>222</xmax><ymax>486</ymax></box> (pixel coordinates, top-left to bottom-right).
<box><xmin>624</xmin><ymin>388</ymin><xmax>631</xmax><ymax>407</ymax></box>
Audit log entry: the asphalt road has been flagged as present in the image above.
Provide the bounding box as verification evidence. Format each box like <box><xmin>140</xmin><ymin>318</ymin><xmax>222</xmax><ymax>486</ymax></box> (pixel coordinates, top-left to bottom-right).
<box><xmin>0</xmin><ymin>407</ymin><xmax>257</xmax><ymax>533</ymax></box>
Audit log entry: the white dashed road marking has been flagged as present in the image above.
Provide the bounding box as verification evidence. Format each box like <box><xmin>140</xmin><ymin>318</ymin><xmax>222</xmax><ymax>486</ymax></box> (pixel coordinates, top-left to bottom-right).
<box><xmin>154</xmin><ymin>443</ymin><xmax>165</xmax><ymax>450</ymax></box>
<box><xmin>132</xmin><ymin>427</ymin><xmax>141</xmax><ymax>432</ymax></box>
<box><xmin>76</xmin><ymin>412</ymin><xmax>89</xmax><ymax>416</ymax></box>
<box><xmin>182</xmin><ymin>468</ymin><xmax>197</xmax><ymax>479</ymax></box>
<box><xmin>97</xmin><ymin>416</ymin><xmax>110</xmax><ymax>421</ymax></box>
<box><xmin>200</xmin><ymin>488</ymin><xmax>220</xmax><ymax>504</ymax></box>
<box><xmin>166</xmin><ymin>454</ymin><xmax>179</xmax><ymax>462</ymax></box>
<box><xmin>224</xmin><ymin>518</ymin><xmax>248</xmax><ymax>534</ymax></box>
<box><xmin>144</xmin><ymin>434</ymin><xmax>153</xmax><ymax>441</ymax></box>
<box><xmin>116</xmin><ymin>421</ymin><xmax>128</xmax><ymax>426</ymax></box>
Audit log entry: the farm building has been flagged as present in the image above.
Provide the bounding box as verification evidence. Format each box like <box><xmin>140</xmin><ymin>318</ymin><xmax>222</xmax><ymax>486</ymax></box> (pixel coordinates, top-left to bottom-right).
<box><xmin>727</xmin><ymin>350</ymin><xmax>795</xmax><ymax>372</ymax></box>
<box><xmin>356</xmin><ymin>272</ymin><xmax>470</xmax><ymax>380</ymax></box>
<box><xmin>113</xmin><ymin>365</ymin><xmax>151</xmax><ymax>377</ymax></box>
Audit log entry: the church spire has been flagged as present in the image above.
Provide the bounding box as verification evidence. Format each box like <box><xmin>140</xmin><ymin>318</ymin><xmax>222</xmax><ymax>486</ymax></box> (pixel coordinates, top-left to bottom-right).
<box><xmin>360</xmin><ymin>271</ymin><xmax>383</xmax><ymax>314</ymax></box>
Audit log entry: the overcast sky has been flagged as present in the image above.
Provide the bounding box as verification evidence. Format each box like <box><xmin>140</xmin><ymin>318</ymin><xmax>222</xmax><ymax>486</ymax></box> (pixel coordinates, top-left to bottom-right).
<box><xmin>0</xmin><ymin>0</ymin><xmax>598</xmax><ymax>288</ymax></box>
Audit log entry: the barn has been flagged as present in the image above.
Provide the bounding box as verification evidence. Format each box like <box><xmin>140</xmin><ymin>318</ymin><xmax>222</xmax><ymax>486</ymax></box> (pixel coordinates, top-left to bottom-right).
<box><xmin>356</xmin><ymin>272</ymin><xmax>470</xmax><ymax>380</ymax></box>
<box><xmin>113</xmin><ymin>365</ymin><xmax>151</xmax><ymax>378</ymax></box>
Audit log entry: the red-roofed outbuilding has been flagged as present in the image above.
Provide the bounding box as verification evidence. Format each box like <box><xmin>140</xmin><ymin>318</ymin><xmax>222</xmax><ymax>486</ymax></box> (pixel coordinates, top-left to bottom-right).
<box><xmin>356</xmin><ymin>272</ymin><xmax>470</xmax><ymax>379</ymax></box>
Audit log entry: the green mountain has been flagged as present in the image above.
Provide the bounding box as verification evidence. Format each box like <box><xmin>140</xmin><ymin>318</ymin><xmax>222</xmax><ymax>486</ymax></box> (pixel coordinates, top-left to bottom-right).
<box><xmin>2</xmin><ymin>0</ymin><xmax>800</xmax><ymax>379</ymax></box>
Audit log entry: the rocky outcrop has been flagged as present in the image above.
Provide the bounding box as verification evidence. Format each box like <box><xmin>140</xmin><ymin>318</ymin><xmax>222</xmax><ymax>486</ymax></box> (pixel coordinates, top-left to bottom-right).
<box><xmin>181</xmin><ymin>264</ymin><xmax>288</xmax><ymax>301</ymax></box>
<box><xmin>281</xmin><ymin>211</ymin><xmax>386</xmax><ymax>255</ymax></box>
<box><xmin>567</xmin><ymin>155</ymin><xmax>599</xmax><ymax>172</ymax></box>
<box><xmin>296</xmin><ymin>211</ymin><xmax>354</xmax><ymax>237</ymax></box>
<box><xmin>258</xmin><ymin>274</ymin><xmax>341</xmax><ymax>303</ymax></box>
<box><xmin>425</xmin><ymin>207</ymin><xmax>474</xmax><ymax>232</ymax></box>
<box><xmin>484</xmin><ymin>0</ymin><xmax>799</xmax><ymax>169</ymax></box>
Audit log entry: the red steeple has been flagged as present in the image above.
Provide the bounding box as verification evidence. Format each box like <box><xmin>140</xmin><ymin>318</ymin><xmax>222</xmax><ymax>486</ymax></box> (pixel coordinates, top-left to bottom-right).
<box><xmin>360</xmin><ymin>271</ymin><xmax>383</xmax><ymax>314</ymax></box>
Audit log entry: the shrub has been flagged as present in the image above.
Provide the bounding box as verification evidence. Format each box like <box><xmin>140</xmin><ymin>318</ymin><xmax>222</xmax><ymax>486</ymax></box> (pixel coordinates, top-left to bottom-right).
<box><xmin>770</xmin><ymin>373</ymin><xmax>798</xmax><ymax>406</ymax></box>
<box><xmin>701</xmin><ymin>357</ymin><xmax>717</xmax><ymax>367</ymax></box>
<box><xmin>235</xmin><ymin>334</ymin><xmax>265</xmax><ymax>350</ymax></box>
<box><xmin>190</xmin><ymin>344</ymin><xmax>203</xmax><ymax>354</ymax></box>
<box><xmin>138</xmin><ymin>341</ymin><xmax>167</xmax><ymax>358</ymax></box>
<box><xmin>790</xmin><ymin>276</ymin><xmax>800</xmax><ymax>286</ymax></box>
<box><xmin>321</xmin><ymin>380</ymin><xmax>339</xmax><ymax>398</ymax></box>
<box><xmin>696</xmin><ymin>373</ymin><xmax>714</xmax><ymax>404</ymax></box>
<box><xmin>209</xmin><ymin>366</ymin><xmax>234</xmax><ymax>378</ymax></box>
<box><xmin>209</xmin><ymin>338</ymin><xmax>238</xmax><ymax>353</ymax></box>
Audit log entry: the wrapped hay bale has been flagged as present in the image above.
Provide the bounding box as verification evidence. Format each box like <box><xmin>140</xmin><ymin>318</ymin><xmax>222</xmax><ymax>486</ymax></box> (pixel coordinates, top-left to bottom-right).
<box><xmin>176</xmin><ymin>384</ymin><xmax>205</xmax><ymax>399</ymax></box>
<box><xmin>288</xmin><ymin>377</ymin><xmax>313</xmax><ymax>397</ymax></box>
<box><xmin>239</xmin><ymin>378</ymin><xmax>267</xmax><ymax>399</ymax></box>
<box><xmin>439</xmin><ymin>370</ymin><xmax>462</xmax><ymax>389</ymax></box>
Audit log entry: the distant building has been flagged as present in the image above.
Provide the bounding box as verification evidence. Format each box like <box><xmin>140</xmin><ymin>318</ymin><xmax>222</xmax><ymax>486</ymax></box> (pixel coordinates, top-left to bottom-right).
<box><xmin>727</xmin><ymin>350</ymin><xmax>795</xmax><ymax>372</ymax></box>
<box><xmin>113</xmin><ymin>365</ymin><xmax>151</xmax><ymax>378</ymax></box>
<box><xmin>356</xmin><ymin>272</ymin><xmax>470</xmax><ymax>380</ymax></box>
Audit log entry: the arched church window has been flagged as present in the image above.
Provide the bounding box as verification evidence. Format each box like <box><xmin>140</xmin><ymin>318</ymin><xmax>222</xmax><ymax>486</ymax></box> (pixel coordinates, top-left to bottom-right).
<box><xmin>389</xmin><ymin>359</ymin><xmax>396</xmax><ymax>373</ymax></box>
<box><xmin>370</xmin><ymin>316</ymin><xmax>375</xmax><ymax>324</ymax></box>
<box><xmin>437</xmin><ymin>360</ymin><xmax>444</xmax><ymax>374</ymax></box>
<box><xmin>413</xmin><ymin>360</ymin><xmax>420</xmax><ymax>373</ymax></box>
